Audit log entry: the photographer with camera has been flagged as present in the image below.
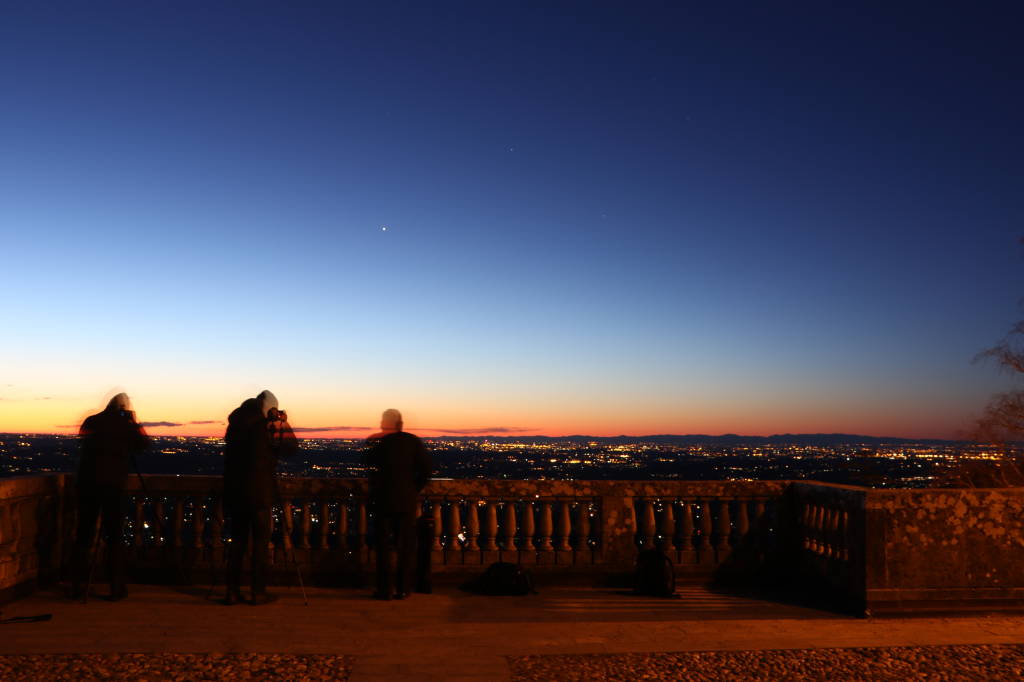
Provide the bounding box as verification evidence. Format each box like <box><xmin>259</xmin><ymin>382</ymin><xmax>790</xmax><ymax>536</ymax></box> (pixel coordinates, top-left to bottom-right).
<box><xmin>222</xmin><ymin>390</ymin><xmax>297</xmax><ymax>605</ymax></box>
<box><xmin>71</xmin><ymin>392</ymin><xmax>150</xmax><ymax>601</ymax></box>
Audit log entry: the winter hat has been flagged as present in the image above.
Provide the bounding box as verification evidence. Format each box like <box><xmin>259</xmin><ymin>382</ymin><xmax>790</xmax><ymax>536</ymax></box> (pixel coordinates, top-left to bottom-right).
<box><xmin>256</xmin><ymin>390</ymin><xmax>279</xmax><ymax>417</ymax></box>
<box><xmin>380</xmin><ymin>408</ymin><xmax>402</xmax><ymax>430</ymax></box>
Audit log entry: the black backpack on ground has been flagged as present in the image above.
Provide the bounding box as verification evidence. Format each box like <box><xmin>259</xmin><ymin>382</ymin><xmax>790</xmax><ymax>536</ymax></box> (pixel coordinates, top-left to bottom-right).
<box><xmin>634</xmin><ymin>548</ymin><xmax>676</xmax><ymax>597</ymax></box>
<box><xmin>415</xmin><ymin>515</ymin><xmax>434</xmax><ymax>594</ymax></box>
<box><xmin>463</xmin><ymin>562</ymin><xmax>536</xmax><ymax>596</ymax></box>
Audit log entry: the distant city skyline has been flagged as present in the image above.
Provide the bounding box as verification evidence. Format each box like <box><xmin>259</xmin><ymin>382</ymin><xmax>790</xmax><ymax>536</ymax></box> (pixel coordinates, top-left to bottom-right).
<box><xmin>2</xmin><ymin>3</ymin><xmax>1021</xmax><ymax>440</ymax></box>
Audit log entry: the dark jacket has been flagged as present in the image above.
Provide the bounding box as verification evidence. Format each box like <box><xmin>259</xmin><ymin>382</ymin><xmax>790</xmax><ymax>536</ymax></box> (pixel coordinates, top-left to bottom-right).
<box><xmin>223</xmin><ymin>398</ymin><xmax>298</xmax><ymax>509</ymax></box>
<box><xmin>77</xmin><ymin>408</ymin><xmax>150</xmax><ymax>492</ymax></box>
<box><xmin>365</xmin><ymin>431</ymin><xmax>432</xmax><ymax>514</ymax></box>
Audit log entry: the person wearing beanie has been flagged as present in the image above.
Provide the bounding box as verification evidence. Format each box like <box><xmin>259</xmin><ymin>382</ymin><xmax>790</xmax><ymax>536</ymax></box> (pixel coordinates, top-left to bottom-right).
<box><xmin>365</xmin><ymin>408</ymin><xmax>432</xmax><ymax>600</ymax></box>
<box><xmin>72</xmin><ymin>392</ymin><xmax>150</xmax><ymax>601</ymax></box>
<box><xmin>223</xmin><ymin>389</ymin><xmax>298</xmax><ymax>605</ymax></box>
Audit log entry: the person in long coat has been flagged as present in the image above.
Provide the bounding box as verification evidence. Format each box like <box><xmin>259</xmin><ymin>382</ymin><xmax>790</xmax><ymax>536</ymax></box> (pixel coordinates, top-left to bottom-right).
<box><xmin>72</xmin><ymin>392</ymin><xmax>149</xmax><ymax>600</ymax></box>
<box><xmin>365</xmin><ymin>408</ymin><xmax>432</xmax><ymax>600</ymax></box>
<box><xmin>223</xmin><ymin>389</ymin><xmax>297</xmax><ymax>605</ymax></box>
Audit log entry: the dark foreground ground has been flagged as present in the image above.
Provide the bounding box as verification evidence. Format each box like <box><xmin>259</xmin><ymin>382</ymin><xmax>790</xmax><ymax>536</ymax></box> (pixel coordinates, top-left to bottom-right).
<box><xmin>3</xmin><ymin>584</ymin><xmax>1024</xmax><ymax>680</ymax></box>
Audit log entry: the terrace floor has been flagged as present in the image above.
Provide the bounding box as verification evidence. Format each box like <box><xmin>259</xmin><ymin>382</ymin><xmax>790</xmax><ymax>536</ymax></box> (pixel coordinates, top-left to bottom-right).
<box><xmin>3</xmin><ymin>582</ymin><xmax>1024</xmax><ymax>680</ymax></box>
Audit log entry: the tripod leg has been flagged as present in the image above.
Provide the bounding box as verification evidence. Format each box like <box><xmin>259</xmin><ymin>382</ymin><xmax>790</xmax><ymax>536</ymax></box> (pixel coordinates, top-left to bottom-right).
<box><xmin>293</xmin><ymin>555</ymin><xmax>308</xmax><ymax>606</ymax></box>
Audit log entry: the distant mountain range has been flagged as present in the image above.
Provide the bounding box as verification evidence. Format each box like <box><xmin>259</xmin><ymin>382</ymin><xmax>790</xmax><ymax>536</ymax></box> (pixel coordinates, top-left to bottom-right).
<box><xmin>429</xmin><ymin>433</ymin><xmax>964</xmax><ymax>446</ymax></box>
<box><xmin>0</xmin><ymin>432</ymin><xmax>966</xmax><ymax>447</ymax></box>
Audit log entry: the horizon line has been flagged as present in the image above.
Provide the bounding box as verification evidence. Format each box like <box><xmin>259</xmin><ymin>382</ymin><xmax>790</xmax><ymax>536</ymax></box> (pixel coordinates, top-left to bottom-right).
<box><xmin>0</xmin><ymin>430</ymin><xmax>974</xmax><ymax>443</ymax></box>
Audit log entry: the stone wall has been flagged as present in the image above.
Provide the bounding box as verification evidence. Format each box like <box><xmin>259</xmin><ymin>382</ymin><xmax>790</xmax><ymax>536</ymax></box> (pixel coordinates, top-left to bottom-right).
<box><xmin>863</xmin><ymin>487</ymin><xmax>1024</xmax><ymax>610</ymax></box>
<box><xmin>0</xmin><ymin>474</ymin><xmax>69</xmax><ymax>603</ymax></box>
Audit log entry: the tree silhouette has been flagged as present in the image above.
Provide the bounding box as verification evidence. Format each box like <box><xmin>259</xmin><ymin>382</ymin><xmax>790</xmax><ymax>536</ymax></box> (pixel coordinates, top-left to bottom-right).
<box><xmin>974</xmin><ymin>319</ymin><xmax>1024</xmax><ymax>442</ymax></box>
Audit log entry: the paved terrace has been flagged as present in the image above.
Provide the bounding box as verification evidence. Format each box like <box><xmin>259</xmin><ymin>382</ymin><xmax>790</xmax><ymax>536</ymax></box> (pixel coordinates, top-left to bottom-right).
<box><xmin>5</xmin><ymin>474</ymin><xmax>1024</xmax><ymax>678</ymax></box>
<box><xmin>3</xmin><ymin>583</ymin><xmax>1024</xmax><ymax>680</ymax></box>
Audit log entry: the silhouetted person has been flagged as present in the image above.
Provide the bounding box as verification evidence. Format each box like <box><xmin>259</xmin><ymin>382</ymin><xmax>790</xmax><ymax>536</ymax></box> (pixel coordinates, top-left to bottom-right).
<box><xmin>71</xmin><ymin>393</ymin><xmax>150</xmax><ymax>600</ymax></box>
<box><xmin>365</xmin><ymin>409</ymin><xmax>432</xmax><ymax>600</ymax></box>
<box><xmin>223</xmin><ymin>390</ymin><xmax>297</xmax><ymax>605</ymax></box>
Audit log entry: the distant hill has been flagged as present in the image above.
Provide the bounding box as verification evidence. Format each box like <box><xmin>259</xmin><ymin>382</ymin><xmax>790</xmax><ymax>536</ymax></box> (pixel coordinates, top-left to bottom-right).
<box><xmin>0</xmin><ymin>432</ymin><xmax>965</xmax><ymax>447</ymax></box>
<box><xmin>426</xmin><ymin>433</ymin><xmax>964</xmax><ymax>447</ymax></box>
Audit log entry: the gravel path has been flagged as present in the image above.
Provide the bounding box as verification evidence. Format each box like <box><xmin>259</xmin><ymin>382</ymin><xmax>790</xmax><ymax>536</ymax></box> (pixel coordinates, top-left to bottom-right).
<box><xmin>509</xmin><ymin>645</ymin><xmax>1024</xmax><ymax>681</ymax></box>
<box><xmin>0</xmin><ymin>653</ymin><xmax>353</xmax><ymax>681</ymax></box>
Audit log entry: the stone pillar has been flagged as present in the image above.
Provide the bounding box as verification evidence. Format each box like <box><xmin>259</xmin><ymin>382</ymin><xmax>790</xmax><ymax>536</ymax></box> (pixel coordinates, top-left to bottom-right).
<box><xmin>715</xmin><ymin>499</ymin><xmax>732</xmax><ymax>562</ymax></box>
<box><xmin>658</xmin><ymin>502</ymin><xmax>675</xmax><ymax>553</ymax></box>
<box><xmin>281</xmin><ymin>501</ymin><xmax>294</xmax><ymax>556</ymax></box>
<box><xmin>337</xmin><ymin>502</ymin><xmax>349</xmax><ymax>552</ymax></box>
<box><xmin>483</xmin><ymin>502</ymin><xmax>499</xmax><ymax>551</ymax></box>
<box><xmin>447</xmin><ymin>501</ymin><xmax>462</xmax><ymax>564</ymax></box>
<box><xmin>736</xmin><ymin>499</ymin><xmax>750</xmax><ymax>540</ymax></box>
<box><xmin>556</xmin><ymin>501</ymin><xmax>572</xmax><ymax>553</ymax></box>
<box><xmin>576</xmin><ymin>501</ymin><xmax>592</xmax><ymax>564</ymax></box>
<box><xmin>465</xmin><ymin>501</ymin><xmax>481</xmax><ymax>557</ymax></box>
<box><xmin>171</xmin><ymin>499</ymin><xmax>184</xmax><ymax>547</ymax></box>
<box><xmin>431</xmin><ymin>501</ymin><xmax>443</xmax><ymax>551</ymax></box>
<box><xmin>153</xmin><ymin>501</ymin><xmax>165</xmax><ymax>547</ymax></box>
<box><xmin>318</xmin><ymin>501</ymin><xmax>330</xmax><ymax>550</ymax></box>
<box><xmin>678</xmin><ymin>501</ymin><xmax>696</xmax><ymax>564</ymax></box>
<box><xmin>502</xmin><ymin>502</ymin><xmax>517</xmax><ymax>558</ymax></box>
<box><xmin>697</xmin><ymin>501</ymin><xmax>712</xmax><ymax>565</ymax></box>
<box><xmin>299</xmin><ymin>502</ymin><xmax>312</xmax><ymax>550</ymax></box>
<box><xmin>536</xmin><ymin>501</ymin><xmax>554</xmax><ymax>564</ymax></box>
<box><xmin>357</xmin><ymin>501</ymin><xmax>369</xmax><ymax>564</ymax></box>
<box><xmin>193</xmin><ymin>500</ymin><xmax>205</xmax><ymax>550</ymax></box>
<box><xmin>641</xmin><ymin>500</ymin><xmax>656</xmax><ymax>550</ymax></box>
<box><xmin>133</xmin><ymin>498</ymin><xmax>145</xmax><ymax>549</ymax></box>
<box><xmin>520</xmin><ymin>501</ymin><xmax>536</xmax><ymax>556</ymax></box>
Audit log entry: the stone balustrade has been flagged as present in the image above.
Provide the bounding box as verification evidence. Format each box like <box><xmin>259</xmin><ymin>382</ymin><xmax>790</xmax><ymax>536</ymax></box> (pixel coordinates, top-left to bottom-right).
<box><xmin>5</xmin><ymin>474</ymin><xmax>1024</xmax><ymax>614</ymax></box>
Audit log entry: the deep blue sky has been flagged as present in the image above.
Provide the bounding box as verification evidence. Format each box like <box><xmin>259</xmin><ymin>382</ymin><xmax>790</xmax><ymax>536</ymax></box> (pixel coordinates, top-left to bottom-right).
<box><xmin>2</xmin><ymin>2</ymin><xmax>1021</xmax><ymax>437</ymax></box>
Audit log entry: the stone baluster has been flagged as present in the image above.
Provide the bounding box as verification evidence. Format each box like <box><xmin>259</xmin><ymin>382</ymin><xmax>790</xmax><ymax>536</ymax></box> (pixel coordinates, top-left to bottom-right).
<box><xmin>814</xmin><ymin>504</ymin><xmax>826</xmax><ymax>555</ymax></box>
<box><xmin>502</xmin><ymin>502</ymin><xmax>517</xmax><ymax>552</ymax></box>
<box><xmin>193</xmin><ymin>499</ymin><xmax>205</xmax><ymax>550</ymax></box>
<box><xmin>299</xmin><ymin>502</ymin><xmax>312</xmax><ymax>549</ymax></box>
<box><xmin>520</xmin><ymin>501</ymin><xmax>535</xmax><ymax>552</ymax></box>
<box><xmin>576</xmin><ymin>501</ymin><xmax>591</xmax><ymax>554</ymax></box>
<box><xmin>337</xmin><ymin>501</ymin><xmax>349</xmax><ymax>551</ymax></box>
<box><xmin>171</xmin><ymin>499</ymin><xmax>184</xmax><ymax>547</ymax></box>
<box><xmin>447</xmin><ymin>501</ymin><xmax>462</xmax><ymax>551</ymax></box>
<box><xmin>281</xmin><ymin>500</ymin><xmax>294</xmax><ymax>552</ymax></box>
<box><xmin>839</xmin><ymin>508</ymin><xmax>850</xmax><ymax>561</ymax></box>
<box><xmin>431</xmin><ymin>501</ymin><xmax>443</xmax><ymax>551</ymax></box>
<box><xmin>553</xmin><ymin>501</ymin><xmax>570</xmax><ymax>552</ymax></box>
<box><xmin>466</xmin><ymin>502</ymin><xmax>481</xmax><ymax>552</ymax></box>
<box><xmin>537</xmin><ymin>501</ymin><xmax>554</xmax><ymax>552</ymax></box>
<box><xmin>211</xmin><ymin>500</ymin><xmax>224</xmax><ymax>550</ymax></box>
<box><xmin>715</xmin><ymin>500</ymin><xmax>731</xmax><ymax>554</ymax></box>
<box><xmin>659</xmin><ymin>501</ymin><xmax>675</xmax><ymax>551</ymax></box>
<box><xmin>641</xmin><ymin>500</ymin><xmax>656</xmax><ymax>550</ymax></box>
<box><xmin>483</xmin><ymin>502</ymin><xmax>499</xmax><ymax>551</ymax></box>
<box><xmin>153</xmin><ymin>500</ymin><xmax>165</xmax><ymax>546</ymax></box>
<box><xmin>736</xmin><ymin>498</ymin><xmax>750</xmax><ymax>542</ymax></box>
<box><xmin>697</xmin><ymin>501</ymin><xmax>712</xmax><ymax>563</ymax></box>
<box><xmin>357</xmin><ymin>501</ymin><xmax>368</xmax><ymax>550</ymax></box>
<box><xmin>133</xmin><ymin>498</ymin><xmax>145</xmax><ymax>548</ymax></box>
<box><xmin>828</xmin><ymin>507</ymin><xmax>841</xmax><ymax>559</ymax></box>
<box><xmin>801</xmin><ymin>501</ymin><xmax>815</xmax><ymax>551</ymax></box>
<box><xmin>318</xmin><ymin>501</ymin><xmax>330</xmax><ymax>549</ymax></box>
<box><xmin>678</xmin><ymin>501</ymin><xmax>696</xmax><ymax>563</ymax></box>
<box><xmin>754</xmin><ymin>499</ymin><xmax>766</xmax><ymax>525</ymax></box>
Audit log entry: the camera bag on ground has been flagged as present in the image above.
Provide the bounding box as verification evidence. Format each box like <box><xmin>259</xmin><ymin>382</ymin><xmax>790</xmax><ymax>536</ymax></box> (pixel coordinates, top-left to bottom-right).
<box><xmin>633</xmin><ymin>548</ymin><xmax>676</xmax><ymax>597</ymax></box>
<box><xmin>415</xmin><ymin>514</ymin><xmax>434</xmax><ymax>593</ymax></box>
<box><xmin>462</xmin><ymin>561</ymin><xmax>536</xmax><ymax>596</ymax></box>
